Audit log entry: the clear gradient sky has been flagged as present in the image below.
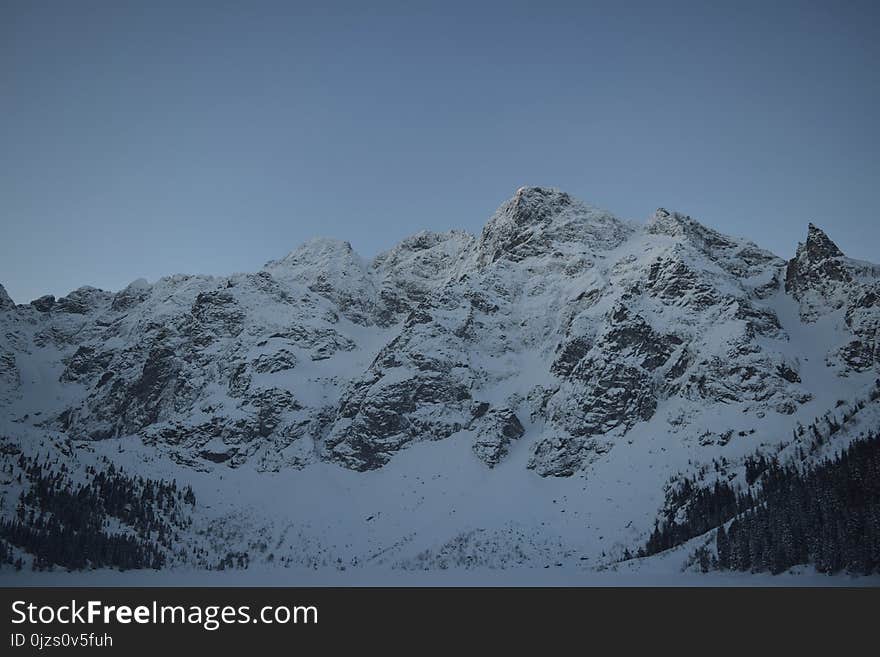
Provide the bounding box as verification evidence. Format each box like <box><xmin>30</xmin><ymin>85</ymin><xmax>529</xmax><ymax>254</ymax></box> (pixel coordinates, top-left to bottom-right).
<box><xmin>2</xmin><ymin>0</ymin><xmax>878</xmax><ymax>303</ymax></box>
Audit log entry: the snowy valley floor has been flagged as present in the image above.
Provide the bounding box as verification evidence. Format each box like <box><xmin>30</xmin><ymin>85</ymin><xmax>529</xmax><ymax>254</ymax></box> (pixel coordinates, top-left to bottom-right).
<box><xmin>3</xmin><ymin>411</ymin><xmax>880</xmax><ymax>587</ymax></box>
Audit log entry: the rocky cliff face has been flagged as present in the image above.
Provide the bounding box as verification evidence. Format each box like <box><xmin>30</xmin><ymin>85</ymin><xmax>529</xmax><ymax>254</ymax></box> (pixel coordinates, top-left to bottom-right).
<box><xmin>785</xmin><ymin>223</ymin><xmax>880</xmax><ymax>371</ymax></box>
<box><xmin>1</xmin><ymin>188</ymin><xmax>877</xmax><ymax>479</ymax></box>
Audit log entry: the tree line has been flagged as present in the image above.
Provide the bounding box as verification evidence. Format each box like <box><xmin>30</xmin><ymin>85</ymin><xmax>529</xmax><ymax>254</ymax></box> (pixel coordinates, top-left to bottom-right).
<box><xmin>640</xmin><ymin>430</ymin><xmax>880</xmax><ymax>575</ymax></box>
<box><xmin>716</xmin><ymin>431</ymin><xmax>880</xmax><ymax>574</ymax></box>
<box><xmin>0</xmin><ymin>454</ymin><xmax>196</xmax><ymax>571</ymax></box>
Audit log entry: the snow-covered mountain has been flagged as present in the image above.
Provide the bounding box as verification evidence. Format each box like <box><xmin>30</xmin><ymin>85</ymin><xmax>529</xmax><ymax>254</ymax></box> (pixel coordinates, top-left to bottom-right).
<box><xmin>1</xmin><ymin>186</ymin><xmax>878</xmax><ymax>580</ymax></box>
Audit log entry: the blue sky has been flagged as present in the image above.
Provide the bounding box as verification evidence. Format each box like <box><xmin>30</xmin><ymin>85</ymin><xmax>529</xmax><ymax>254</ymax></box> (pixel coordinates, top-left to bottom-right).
<box><xmin>2</xmin><ymin>0</ymin><xmax>878</xmax><ymax>303</ymax></box>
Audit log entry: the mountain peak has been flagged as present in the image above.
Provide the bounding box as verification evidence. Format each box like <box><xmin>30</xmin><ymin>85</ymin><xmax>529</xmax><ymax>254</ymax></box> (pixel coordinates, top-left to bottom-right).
<box><xmin>785</xmin><ymin>223</ymin><xmax>852</xmax><ymax>315</ymax></box>
<box><xmin>647</xmin><ymin>207</ymin><xmax>719</xmax><ymax>243</ymax></box>
<box><xmin>804</xmin><ymin>223</ymin><xmax>844</xmax><ymax>260</ymax></box>
<box><xmin>475</xmin><ymin>187</ymin><xmax>628</xmax><ymax>266</ymax></box>
<box><xmin>505</xmin><ymin>186</ymin><xmax>574</xmax><ymax>224</ymax></box>
<box><xmin>647</xmin><ymin>207</ymin><xmax>692</xmax><ymax>231</ymax></box>
<box><xmin>265</xmin><ymin>237</ymin><xmax>360</xmax><ymax>271</ymax></box>
<box><xmin>0</xmin><ymin>283</ymin><xmax>14</xmax><ymax>310</ymax></box>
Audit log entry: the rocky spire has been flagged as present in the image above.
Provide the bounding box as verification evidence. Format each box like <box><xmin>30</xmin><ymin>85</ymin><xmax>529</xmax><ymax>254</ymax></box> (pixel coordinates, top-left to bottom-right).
<box><xmin>785</xmin><ymin>224</ymin><xmax>850</xmax><ymax>294</ymax></box>
<box><xmin>803</xmin><ymin>223</ymin><xmax>844</xmax><ymax>261</ymax></box>
<box><xmin>0</xmin><ymin>283</ymin><xmax>14</xmax><ymax>310</ymax></box>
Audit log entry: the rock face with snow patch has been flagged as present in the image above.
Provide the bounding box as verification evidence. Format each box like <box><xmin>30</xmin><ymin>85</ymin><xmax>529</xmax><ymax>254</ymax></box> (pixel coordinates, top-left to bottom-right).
<box><xmin>470</xmin><ymin>406</ymin><xmax>525</xmax><ymax>467</ymax></box>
